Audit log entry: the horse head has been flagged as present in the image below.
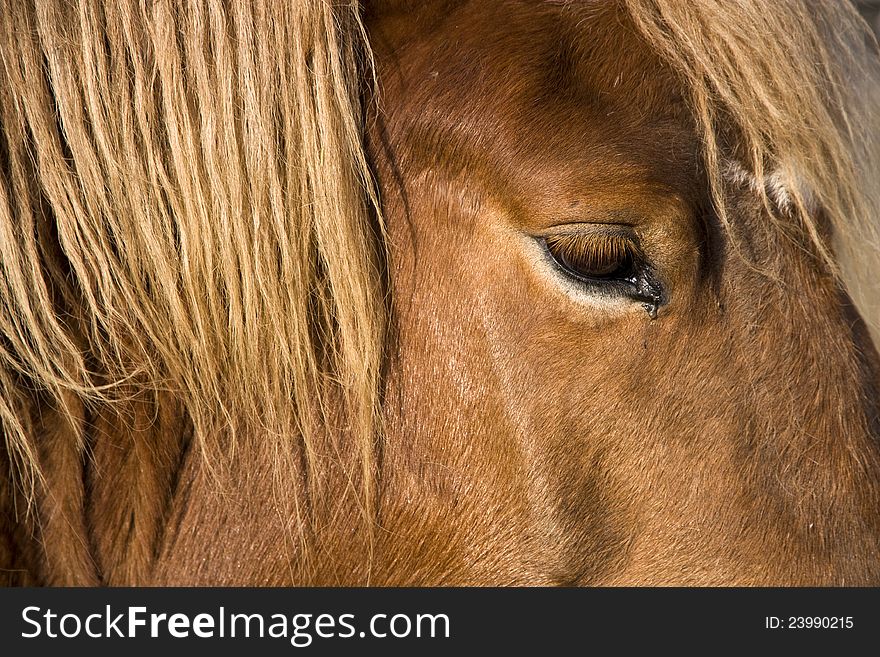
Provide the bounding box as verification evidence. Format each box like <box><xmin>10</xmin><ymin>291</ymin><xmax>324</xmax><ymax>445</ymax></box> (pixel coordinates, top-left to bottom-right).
<box><xmin>0</xmin><ymin>0</ymin><xmax>878</xmax><ymax>585</ymax></box>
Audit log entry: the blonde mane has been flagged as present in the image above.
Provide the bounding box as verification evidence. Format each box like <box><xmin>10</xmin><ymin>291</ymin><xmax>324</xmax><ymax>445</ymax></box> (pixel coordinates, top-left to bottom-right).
<box><xmin>0</xmin><ymin>0</ymin><xmax>384</xmax><ymax>508</ymax></box>
<box><xmin>1</xmin><ymin>0</ymin><xmax>877</xmax><ymax>517</ymax></box>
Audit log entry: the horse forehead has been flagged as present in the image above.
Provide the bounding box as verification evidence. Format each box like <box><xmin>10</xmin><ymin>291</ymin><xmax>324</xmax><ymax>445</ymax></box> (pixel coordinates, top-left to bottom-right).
<box><xmin>371</xmin><ymin>1</ymin><xmax>699</xmax><ymax>209</ymax></box>
<box><xmin>374</xmin><ymin>0</ymin><xmax>679</xmax><ymax>108</ymax></box>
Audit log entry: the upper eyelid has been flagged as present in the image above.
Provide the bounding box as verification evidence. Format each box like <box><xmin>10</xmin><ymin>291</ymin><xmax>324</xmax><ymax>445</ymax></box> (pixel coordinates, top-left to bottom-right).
<box><xmin>530</xmin><ymin>222</ymin><xmax>638</xmax><ymax>239</ymax></box>
<box><xmin>543</xmin><ymin>231</ymin><xmax>637</xmax><ymax>247</ymax></box>
<box><xmin>544</xmin><ymin>232</ymin><xmax>637</xmax><ymax>263</ymax></box>
<box><xmin>538</xmin><ymin>226</ymin><xmax>644</xmax><ymax>259</ymax></box>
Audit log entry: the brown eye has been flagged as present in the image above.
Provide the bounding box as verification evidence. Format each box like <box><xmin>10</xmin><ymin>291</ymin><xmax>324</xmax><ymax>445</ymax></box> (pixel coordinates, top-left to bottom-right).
<box><xmin>543</xmin><ymin>232</ymin><xmax>637</xmax><ymax>282</ymax></box>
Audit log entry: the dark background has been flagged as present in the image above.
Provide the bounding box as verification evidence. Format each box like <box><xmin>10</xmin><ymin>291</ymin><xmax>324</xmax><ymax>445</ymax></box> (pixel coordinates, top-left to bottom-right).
<box><xmin>856</xmin><ymin>0</ymin><xmax>880</xmax><ymax>36</ymax></box>
<box><xmin>2</xmin><ymin>588</ymin><xmax>879</xmax><ymax>654</ymax></box>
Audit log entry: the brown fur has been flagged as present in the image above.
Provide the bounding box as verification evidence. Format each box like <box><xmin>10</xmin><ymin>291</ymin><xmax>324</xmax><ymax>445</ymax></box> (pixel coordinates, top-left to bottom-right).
<box><xmin>1</xmin><ymin>0</ymin><xmax>879</xmax><ymax>585</ymax></box>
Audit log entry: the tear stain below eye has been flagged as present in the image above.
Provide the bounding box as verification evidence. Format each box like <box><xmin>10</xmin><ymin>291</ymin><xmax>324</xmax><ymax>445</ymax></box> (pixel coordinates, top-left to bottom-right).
<box><xmin>632</xmin><ymin>271</ymin><xmax>665</xmax><ymax>319</ymax></box>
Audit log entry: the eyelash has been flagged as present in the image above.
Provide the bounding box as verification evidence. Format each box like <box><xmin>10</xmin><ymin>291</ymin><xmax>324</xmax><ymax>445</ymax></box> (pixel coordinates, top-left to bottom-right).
<box><xmin>543</xmin><ymin>232</ymin><xmax>639</xmax><ymax>284</ymax></box>
<box><xmin>541</xmin><ymin>231</ymin><xmax>665</xmax><ymax>318</ymax></box>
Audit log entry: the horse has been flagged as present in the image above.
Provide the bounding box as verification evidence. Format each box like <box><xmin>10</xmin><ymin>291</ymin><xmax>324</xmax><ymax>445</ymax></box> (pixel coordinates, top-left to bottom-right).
<box><xmin>1</xmin><ymin>0</ymin><xmax>879</xmax><ymax>586</ymax></box>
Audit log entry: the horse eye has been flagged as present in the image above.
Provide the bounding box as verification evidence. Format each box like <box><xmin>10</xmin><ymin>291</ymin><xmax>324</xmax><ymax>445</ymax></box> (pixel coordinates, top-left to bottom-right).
<box><xmin>543</xmin><ymin>232</ymin><xmax>637</xmax><ymax>283</ymax></box>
